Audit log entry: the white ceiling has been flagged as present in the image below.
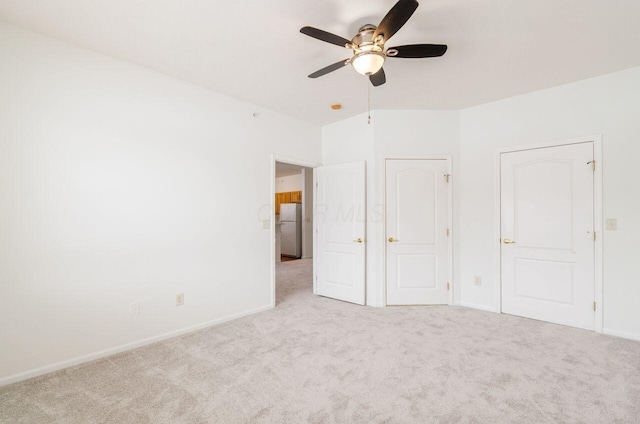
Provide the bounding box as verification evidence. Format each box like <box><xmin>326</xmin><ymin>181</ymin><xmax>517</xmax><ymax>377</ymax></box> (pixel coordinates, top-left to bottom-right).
<box><xmin>275</xmin><ymin>162</ymin><xmax>304</xmax><ymax>178</ymax></box>
<box><xmin>1</xmin><ymin>1</ymin><xmax>639</xmax><ymax>125</ymax></box>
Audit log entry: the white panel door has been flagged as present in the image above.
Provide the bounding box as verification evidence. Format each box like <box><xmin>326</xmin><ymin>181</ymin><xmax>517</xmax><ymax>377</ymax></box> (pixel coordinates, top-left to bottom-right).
<box><xmin>315</xmin><ymin>162</ymin><xmax>366</xmax><ymax>305</ymax></box>
<box><xmin>501</xmin><ymin>143</ymin><xmax>595</xmax><ymax>330</ymax></box>
<box><xmin>386</xmin><ymin>159</ymin><xmax>450</xmax><ymax>305</ymax></box>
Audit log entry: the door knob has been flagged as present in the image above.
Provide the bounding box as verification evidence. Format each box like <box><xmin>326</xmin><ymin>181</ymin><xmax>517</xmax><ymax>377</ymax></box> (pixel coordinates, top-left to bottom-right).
<box><xmin>388</xmin><ymin>237</ymin><xmax>399</xmax><ymax>243</ymax></box>
<box><xmin>353</xmin><ymin>238</ymin><xmax>363</xmax><ymax>243</ymax></box>
<box><xmin>503</xmin><ymin>238</ymin><xmax>516</xmax><ymax>244</ymax></box>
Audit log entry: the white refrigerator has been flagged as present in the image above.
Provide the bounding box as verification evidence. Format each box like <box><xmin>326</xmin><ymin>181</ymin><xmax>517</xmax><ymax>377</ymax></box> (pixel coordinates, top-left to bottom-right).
<box><xmin>280</xmin><ymin>203</ymin><xmax>302</xmax><ymax>258</ymax></box>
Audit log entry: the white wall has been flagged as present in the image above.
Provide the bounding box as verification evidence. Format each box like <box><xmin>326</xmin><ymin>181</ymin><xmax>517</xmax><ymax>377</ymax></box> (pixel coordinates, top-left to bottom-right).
<box><xmin>460</xmin><ymin>66</ymin><xmax>640</xmax><ymax>340</ymax></box>
<box><xmin>322</xmin><ymin>110</ymin><xmax>461</xmax><ymax>306</ymax></box>
<box><xmin>0</xmin><ymin>22</ymin><xmax>321</xmax><ymax>384</ymax></box>
<box><xmin>322</xmin><ymin>70</ymin><xmax>640</xmax><ymax>342</ymax></box>
<box><xmin>3</xmin><ymin>18</ymin><xmax>639</xmax><ymax>386</ymax></box>
<box><xmin>275</xmin><ymin>174</ymin><xmax>303</xmax><ymax>193</ymax></box>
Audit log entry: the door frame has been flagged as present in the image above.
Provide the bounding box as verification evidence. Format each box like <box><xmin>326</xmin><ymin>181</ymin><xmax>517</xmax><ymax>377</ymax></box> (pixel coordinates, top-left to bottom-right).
<box><xmin>270</xmin><ymin>155</ymin><xmax>321</xmax><ymax>308</ymax></box>
<box><xmin>381</xmin><ymin>155</ymin><xmax>454</xmax><ymax>307</ymax></box>
<box><xmin>493</xmin><ymin>135</ymin><xmax>603</xmax><ymax>332</ymax></box>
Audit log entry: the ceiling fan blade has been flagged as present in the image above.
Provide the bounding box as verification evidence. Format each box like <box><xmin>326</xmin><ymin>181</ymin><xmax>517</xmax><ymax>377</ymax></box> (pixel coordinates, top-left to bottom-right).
<box><xmin>387</xmin><ymin>44</ymin><xmax>448</xmax><ymax>58</ymax></box>
<box><xmin>308</xmin><ymin>59</ymin><xmax>350</xmax><ymax>78</ymax></box>
<box><xmin>300</xmin><ymin>26</ymin><xmax>351</xmax><ymax>48</ymax></box>
<box><xmin>373</xmin><ymin>0</ymin><xmax>419</xmax><ymax>43</ymax></box>
<box><xmin>369</xmin><ymin>68</ymin><xmax>386</xmax><ymax>86</ymax></box>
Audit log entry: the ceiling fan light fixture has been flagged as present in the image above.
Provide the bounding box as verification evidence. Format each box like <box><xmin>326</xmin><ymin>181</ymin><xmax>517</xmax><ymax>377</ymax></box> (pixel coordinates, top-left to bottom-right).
<box><xmin>351</xmin><ymin>51</ymin><xmax>386</xmax><ymax>76</ymax></box>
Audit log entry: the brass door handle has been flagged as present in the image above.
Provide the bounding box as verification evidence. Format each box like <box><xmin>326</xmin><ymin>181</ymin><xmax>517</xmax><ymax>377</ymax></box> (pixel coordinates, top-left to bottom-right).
<box><xmin>503</xmin><ymin>238</ymin><xmax>516</xmax><ymax>244</ymax></box>
<box><xmin>388</xmin><ymin>237</ymin><xmax>399</xmax><ymax>243</ymax></box>
<box><xmin>353</xmin><ymin>238</ymin><xmax>363</xmax><ymax>243</ymax></box>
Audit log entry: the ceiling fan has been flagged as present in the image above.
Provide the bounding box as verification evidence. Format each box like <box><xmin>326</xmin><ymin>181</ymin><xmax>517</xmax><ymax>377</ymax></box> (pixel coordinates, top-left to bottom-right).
<box><xmin>300</xmin><ymin>0</ymin><xmax>447</xmax><ymax>87</ymax></box>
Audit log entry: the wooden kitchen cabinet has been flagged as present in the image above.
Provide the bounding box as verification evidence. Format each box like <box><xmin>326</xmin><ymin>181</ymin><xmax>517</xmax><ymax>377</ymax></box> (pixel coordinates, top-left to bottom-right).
<box><xmin>275</xmin><ymin>191</ymin><xmax>303</xmax><ymax>214</ymax></box>
<box><xmin>290</xmin><ymin>191</ymin><xmax>302</xmax><ymax>203</ymax></box>
<box><xmin>275</xmin><ymin>192</ymin><xmax>291</xmax><ymax>214</ymax></box>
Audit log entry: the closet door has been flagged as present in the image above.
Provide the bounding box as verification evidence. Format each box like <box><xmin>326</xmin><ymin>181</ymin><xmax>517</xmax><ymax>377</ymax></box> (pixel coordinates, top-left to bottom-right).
<box><xmin>386</xmin><ymin>159</ymin><xmax>450</xmax><ymax>305</ymax></box>
<box><xmin>501</xmin><ymin>142</ymin><xmax>595</xmax><ymax>330</ymax></box>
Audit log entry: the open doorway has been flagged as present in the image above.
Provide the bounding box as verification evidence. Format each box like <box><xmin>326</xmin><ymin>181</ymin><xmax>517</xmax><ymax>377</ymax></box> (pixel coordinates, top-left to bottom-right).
<box><xmin>274</xmin><ymin>162</ymin><xmax>311</xmax><ymax>262</ymax></box>
<box><xmin>271</xmin><ymin>158</ymin><xmax>317</xmax><ymax>307</ymax></box>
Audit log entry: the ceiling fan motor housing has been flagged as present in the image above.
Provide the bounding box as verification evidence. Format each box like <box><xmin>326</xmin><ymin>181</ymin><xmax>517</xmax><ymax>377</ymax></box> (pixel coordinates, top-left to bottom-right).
<box><xmin>351</xmin><ymin>24</ymin><xmax>379</xmax><ymax>47</ymax></box>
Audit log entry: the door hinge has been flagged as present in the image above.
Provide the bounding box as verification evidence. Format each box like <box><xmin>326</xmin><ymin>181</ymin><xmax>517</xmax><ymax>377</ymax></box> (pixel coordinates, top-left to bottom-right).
<box><xmin>593</xmin><ymin>231</ymin><xmax>597</xmax><ymax>241</ymax></box>
<box><xmin>587</xmin><ymin>160</ymin><xmax>596</xmax><ymax>172</ymax></box>
<box><xmin>447</xmin><ymin>282</ymin><xmax>450</xmax><ymax>291</ymax></box>
<box><xmin>444</xmin><ymin>174</ymin><xmax>451</xmax><ymax>183</ymax></box>
<box><xmin>593</xmin><ymin>301</ymin><xmax>597</xmax><ymax>312</ymax></box>
<box><xmin>446</xmin><ymin>228</ymin><xmax>451</xmax><ymax>237</ymax></box>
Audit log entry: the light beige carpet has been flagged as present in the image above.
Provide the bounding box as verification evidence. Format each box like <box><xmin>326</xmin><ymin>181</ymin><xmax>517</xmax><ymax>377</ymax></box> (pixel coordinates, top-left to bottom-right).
<box><xmin>1</xmin><ymin>259</ymin><xmax>639</xmax><ymax>423</ymax></box>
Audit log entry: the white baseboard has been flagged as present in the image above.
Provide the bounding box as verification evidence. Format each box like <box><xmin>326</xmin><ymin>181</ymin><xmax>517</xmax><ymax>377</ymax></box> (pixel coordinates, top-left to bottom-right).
<box><xmin>301</xmin><ymin>255</ymin><xmax>313</xmax><ymax>259</ymax></box>
<box><xmin>0</xmin><ymin>304</ymin><xmax>273</xmax><ymax>388</ymax></box>
<box><xmin>603</xmin><ymin>328</ymin><xmax>640</xmax><ymax>342</ymax></box>
<box><xmin>457</xmin><ymin>301</ymin><xmax>499</xmax><ymax>313</ymax></box>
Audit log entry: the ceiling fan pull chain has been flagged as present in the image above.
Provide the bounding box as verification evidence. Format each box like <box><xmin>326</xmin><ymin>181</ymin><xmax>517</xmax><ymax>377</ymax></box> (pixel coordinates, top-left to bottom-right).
<box><xmin>367</xmin><ymin>80</ymin><xmax>371</xmax><ymax>125</ymax></box>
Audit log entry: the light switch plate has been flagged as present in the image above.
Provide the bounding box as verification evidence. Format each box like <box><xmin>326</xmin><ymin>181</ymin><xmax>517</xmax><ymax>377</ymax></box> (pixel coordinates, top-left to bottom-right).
<box><xmin>605</xmin><ymin>218</ymin><xmax>618</xmax><ymax>231</ymax></box>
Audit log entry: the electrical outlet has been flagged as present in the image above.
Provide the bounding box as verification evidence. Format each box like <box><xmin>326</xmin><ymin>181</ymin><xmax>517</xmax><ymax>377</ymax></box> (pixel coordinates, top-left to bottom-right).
<box><xmin>262</xmin><ymin>219</ymin><xmax>270</xmax><ymax>229</ymax></box>
<box><xmin>130</xmin><ymin>302</ymin><xmax>140</xmax><ymax>315</ymax></box>
<box><xmin>176</xmin><ymin>293</ymin><xmax>184</xmax><ymax>306</ymax></box>
<box><xmin>474</xmin><ymin>276</ymin><xmax>482</xmax><ymax>286</ymax></box>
